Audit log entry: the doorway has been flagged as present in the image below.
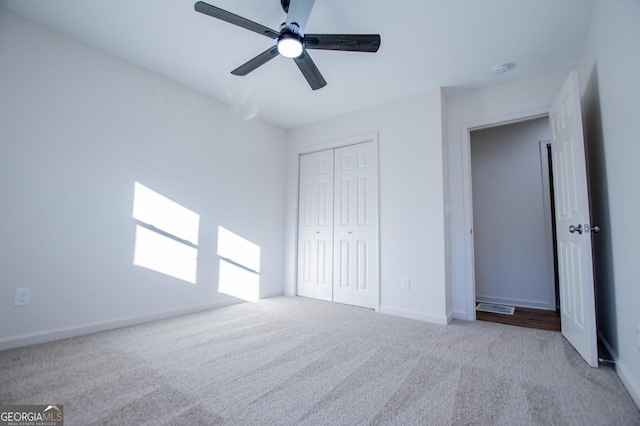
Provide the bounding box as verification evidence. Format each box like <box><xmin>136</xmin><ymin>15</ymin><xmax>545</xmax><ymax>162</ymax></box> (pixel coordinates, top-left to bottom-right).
<box><xmin>470</xmin><ymin>117</ymin><xmax>560</xmax><ymax>331</ymax></box>
<box><xmin>460</xmin><ymin>73</ymin><xmax>598</xmax><ymax>366</ymax></box>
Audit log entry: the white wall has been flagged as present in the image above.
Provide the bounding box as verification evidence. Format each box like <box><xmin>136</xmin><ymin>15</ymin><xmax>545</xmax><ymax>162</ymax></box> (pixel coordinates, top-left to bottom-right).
<box><xmin>446</xmin><ymin>69</ymin><xmax>571</xmax><ymax>319</ymax></box>
<box><xmin>471</xmin><ymin>117</ymin><xmax>554</xmax><ymax>309</ymax></box>
<box><xmin>285</xmin><ymin>90</ymin><xmax>448</xmax><ymax>324</ymax></box>
<box><xmin>578</xmin><ymin>0</ymin><xmax>640</xmax><ymax>407</ymax></box>
<box><xmin>0</xmin><ymin>11</ymin><xmax>287</xmax><ymax>349</ymax></box>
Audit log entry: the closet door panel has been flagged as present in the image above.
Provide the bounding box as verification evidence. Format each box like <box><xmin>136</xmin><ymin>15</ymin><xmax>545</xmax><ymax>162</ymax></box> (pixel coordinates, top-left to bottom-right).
<box><xmin>333</xmin><ymin>142</ymin><xmax>378</xmax><ymax>308</ymax></box>
<box><xmin>297</xmin><ymin>150</ymin><xmax>334</xmax><ymax>301</ymax></box>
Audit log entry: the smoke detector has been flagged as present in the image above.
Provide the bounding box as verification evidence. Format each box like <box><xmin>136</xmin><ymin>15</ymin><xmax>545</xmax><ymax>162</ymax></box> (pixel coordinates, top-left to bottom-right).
<box><xmin>492</xmin><ymin>63</ymin><xmax>514</xmax><ymax>75</ymax></box>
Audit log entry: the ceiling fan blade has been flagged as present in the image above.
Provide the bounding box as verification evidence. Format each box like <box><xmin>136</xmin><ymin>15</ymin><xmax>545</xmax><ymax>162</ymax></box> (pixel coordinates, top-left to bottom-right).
<box><xmin>293</xmin><ymin>50</ymin><xmax>326</xmax><ymax>90</ymax></box>
<box><xmin>231</xmin><ymin>45</ymin><xmax>280</xmax><ymax>76</ymax></box>
<box><xmin>285</xmin><ymin>0</ymin><xmax>316</xmax><ymax>33</ymax></box>
<box><xmin>194</xmin><ymin>1</ymin><xmax>280</xmax><ymax>39</ymax></box>
<box><xmin>304</xmin><ymin>34</ymin><xmax>381</xmax><ymax>52</ymax></box>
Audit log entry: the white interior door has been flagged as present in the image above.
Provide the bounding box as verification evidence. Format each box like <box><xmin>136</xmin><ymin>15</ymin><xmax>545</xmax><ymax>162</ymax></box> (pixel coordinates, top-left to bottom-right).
<box><xmin>333</xmin><ymin>142</ymin><xmax>379</xmax><ymax>309</ymax></box>
<box><xmin>549</xmin><ymin>71</ymin><xmax>598</xmax><ymax>367</ymax></box>
<box><xmin>297</xmin><ymin>150</ymin><xmax>334</xmax><ymax>301</ymax></box>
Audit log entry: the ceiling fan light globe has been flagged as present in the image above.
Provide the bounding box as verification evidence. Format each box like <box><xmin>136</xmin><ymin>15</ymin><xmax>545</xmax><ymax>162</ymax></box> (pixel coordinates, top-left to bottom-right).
<box><xmin>278</xmin><ymin>36</ymin><xmax>303</xmax><ymax>58</ymax></box>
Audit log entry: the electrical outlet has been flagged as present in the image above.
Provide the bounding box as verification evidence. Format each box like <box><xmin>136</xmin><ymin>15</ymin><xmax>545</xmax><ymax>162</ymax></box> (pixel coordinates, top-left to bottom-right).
<box><xmin>14</xmin><ymin>287</ymin><xmax>31</xmax><ymax>307</ymax></box>
<box><xmin>401</xmin><ymin>277</ymin><xmax>410</xmax><ymax>290</ymax></box>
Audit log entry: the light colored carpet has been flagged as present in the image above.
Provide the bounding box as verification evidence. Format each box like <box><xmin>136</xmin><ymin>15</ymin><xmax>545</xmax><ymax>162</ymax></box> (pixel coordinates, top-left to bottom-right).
<box><xmin>1</xmin><ymin>296</ymin><xmax>638</xmax><ymax>425</ymax></box>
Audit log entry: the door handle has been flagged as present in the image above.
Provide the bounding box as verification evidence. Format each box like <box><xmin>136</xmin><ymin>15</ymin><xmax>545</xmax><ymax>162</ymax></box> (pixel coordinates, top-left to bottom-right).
<box><xmin>569</xmin><ymin>224</ymin><xmax>583</xmax><ymax>234</ymax></box>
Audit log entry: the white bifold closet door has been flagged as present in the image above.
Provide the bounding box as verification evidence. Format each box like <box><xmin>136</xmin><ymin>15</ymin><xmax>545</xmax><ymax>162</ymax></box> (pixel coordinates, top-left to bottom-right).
<box><xmin>297</xmin><ymin>149</ymin><xmax>334</xmax><ymax>301</ymax></box>
<box><xmin>297</xmin><ymin>141</ymin><xmax>378</xmax><ymax>309</ymax></box>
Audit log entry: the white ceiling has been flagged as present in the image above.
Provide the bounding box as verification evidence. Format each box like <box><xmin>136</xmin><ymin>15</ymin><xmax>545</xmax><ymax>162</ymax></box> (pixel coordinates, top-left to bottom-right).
<box><xmin>0</xmin><ymin>0</ymin><xmax>595</xmax><ymax>129</ymax></box>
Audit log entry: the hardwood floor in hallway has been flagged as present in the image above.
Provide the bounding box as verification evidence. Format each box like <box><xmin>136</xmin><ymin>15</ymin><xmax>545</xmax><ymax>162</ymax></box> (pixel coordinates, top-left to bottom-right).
<box><xmin>476</xmin><ymin>305</ymin><xmax>561</xmax><ymax>332</ymax></box>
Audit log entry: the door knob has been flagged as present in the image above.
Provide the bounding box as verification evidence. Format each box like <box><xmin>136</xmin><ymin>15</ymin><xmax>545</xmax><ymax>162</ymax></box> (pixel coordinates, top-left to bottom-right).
<box><xmin>592</xmin><ymin>225</ymin><xmax>601</xmax><ymax>233</ymax></box>
<box><xmin>569</xmin><ymin>224</ymin><xmax>583</xmax><ymax>234</ymax></box>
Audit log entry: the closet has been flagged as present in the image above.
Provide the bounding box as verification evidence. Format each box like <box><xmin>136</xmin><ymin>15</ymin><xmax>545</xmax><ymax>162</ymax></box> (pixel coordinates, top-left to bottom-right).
<box><xmin>297</xmin><ymin>141</ymin><xmax>379</xmax><ymax>309</ymax></box>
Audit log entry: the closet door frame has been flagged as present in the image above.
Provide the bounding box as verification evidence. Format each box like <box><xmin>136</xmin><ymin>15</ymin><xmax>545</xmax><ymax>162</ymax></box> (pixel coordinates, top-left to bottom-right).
<box><xmin>294</xmin><ymin>132</ymin><xmax>380</xmax><ymax>311</ymax></box>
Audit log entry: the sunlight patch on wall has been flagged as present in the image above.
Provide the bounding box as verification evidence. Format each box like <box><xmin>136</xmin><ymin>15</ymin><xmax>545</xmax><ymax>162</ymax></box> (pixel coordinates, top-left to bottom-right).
<box><xmin>134</xmin><ymin>225</ymin><xmax>198</xmax><ymax>283</ymax></box>
<box><xmin>217</xmin><ymin>226</ymin><xmax>260</xmax><ymax>273</ymax></box>
<box><xmin>132</xmin><ymin>182</ymin><xmax>200</xmax><ymax>283</ymax></box>
<box><xmin>132</xmin><ymin>182</ymin><xmax>199</xmax><ymax>245</ymax></box>
<box><xmin>217</xmin><ymin>226</ymin><xmax>260</xmax><ymax>302</ymax></box>
<box><xmin>218</xmin><ymin>260</ymin><xmax>260</xmax><ymax>303</ymax></box>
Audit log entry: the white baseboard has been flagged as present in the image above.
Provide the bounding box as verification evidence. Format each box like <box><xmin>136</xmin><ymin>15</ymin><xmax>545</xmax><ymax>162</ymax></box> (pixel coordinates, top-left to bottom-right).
<box><xmin>379</xmin><ymin>305</ymin><xmax>448</xmax><ymax>325</ymax></box>
<box><xmin>453</xmin><ymin>310</ymin><xmax>469</xmax><ymax>321</ymax></box>
<box><xmin>616</xmin><ymin>360</ymin><xmax>640</xmax><ymax>410</ymax></box>
<box><xmin>475</xmin><ymin>294</ymin><xmax>552</xmax><ymax>310</ymax></box>
<box><xmin>260</xmin><ymin>290</ymin><xmax>285</xmax><ymax>299</ymax></box>
<box><xmin>0</xmin><ymin>299</ymin><xmax>241</xmax><ymax>351</ymax></box>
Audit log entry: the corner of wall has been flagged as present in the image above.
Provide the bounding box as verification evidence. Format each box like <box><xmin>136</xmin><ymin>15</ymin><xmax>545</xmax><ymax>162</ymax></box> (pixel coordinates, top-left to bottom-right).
<box><xmin>440</xmin><ymin>88</ymin><xmax>453</xmax><ymax>317</ymax></box>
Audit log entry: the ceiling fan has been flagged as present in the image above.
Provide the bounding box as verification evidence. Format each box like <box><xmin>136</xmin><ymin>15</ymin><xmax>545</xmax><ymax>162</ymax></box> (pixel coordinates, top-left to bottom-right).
<box><xmin>194</xmin><ymin>0</ymin><xmax>381</xmax><ymax>90</ymax></box>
